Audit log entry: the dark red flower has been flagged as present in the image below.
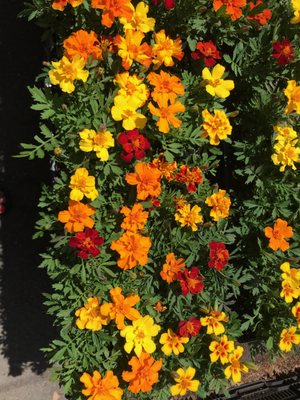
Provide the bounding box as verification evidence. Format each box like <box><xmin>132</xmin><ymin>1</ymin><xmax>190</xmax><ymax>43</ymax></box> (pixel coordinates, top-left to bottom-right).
<box><xmin>191</xmin><ymin>40</ymin><xmax>221</xmax><ymax>67</ymax></box>
<box><xmin>177</xmin><ymin>267</ymin><xmax>204</xmax><ymax>296</ymax></box>
<box><xmin>272</xmin><ymin>39</ymin><xmax>295</xmax><ymax>65</ymax></box>
<box><xmin>247</xmin><ymin>1</ymin><xmax>272</xmax><ymax>25</ymax></box>
<box><xmin>69</xmin><ymin>228</ymin><xmax>104</xmax><ymax>259</ymax></box>
<box><xmin>178</xmin><ymin>317</ymin><xmax>201</xmax><ymax>337</ymax></box>
<box><xmin>208</xmin><ymin>242</ymin><xmax>229</xmax><ymax>271</ymax></box>
<box><xmin>151</xmin><ymin>0</ymin><xmax>175</xmax><ymax>9</ymax></box>
<box><xmin>175</xmin><ymin>165</ymin><xmax>203</xmax><ymax>193</ymax></box>
<box><xmin>118</xmin><ymin>129</ymin><xmax>151</xmax><ymax>162</ymax></box>
<box><xmin>99</xmin><ymin>35</ymin><xmax>117</xmax><ymax>53</ymax></box>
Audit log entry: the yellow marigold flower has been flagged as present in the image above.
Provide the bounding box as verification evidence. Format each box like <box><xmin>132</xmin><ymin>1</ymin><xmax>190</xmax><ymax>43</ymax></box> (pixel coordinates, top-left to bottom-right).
<box><xmin>170</xmin><ymin>367</ymin><xmax>200</xmax><ymax>396</ymax></box>
<box><xmin>120</xmin><ymin>203</ymin><xmax>148</xmax><ymax>232</ymax></box>
<box><xmin>291</xmin><ymin>0</ymin><xmax>300</xmax><ymax>23</ymax></box>
<box><xmin>114</xmin><ymin>72</ymin><xmax>149</xmax><ymax>108</ymax></box>
<box><xmin>160</xmin><ymin>328</ymin><xmax>189</xmax><ymax>356</ymax></box>
<box><xmin>292</xmin><ymin>302</ymin><xmax>300</xmax><ymax>327</ymax></box>
<box><xmin>271</xmin><ymin>142</ymin><xmax>300</xmax><ymax>172</ymax></box>
<box><xmin>202</xmin><ymin>64</ymin><xmax>234</xmax><ymax>99</ymax></box>
<box><xmin>202</xmin><ymin>109</ymin><xmax>232</xmax><ymax>145</ymax></box>
<box><xmin>209</xmin><ymin>335</ymin><xmax>235</xmax><ymax>364</ymax></box>
<box><xmin>100</xmin><ymin>287</ymin><xmax>141</xmax><ymax>330</ymax></box>
<box><xmin>280</xmin><ymin>280</ymin><xmax>300</xmax><ymax>303</ymax></box>
<box><xmin>69</xmin><ymin>167</ymin><xmax>98</xmax><ymax>201</ymax></box>
<box><xmin>279</xmin><ymin>326</ymin><xmax>300</xmax><ymax>352</ymax></box>
<box><xmin>48</xmin><ymin>55</ymin><xmax>88</xmax><ymax>93</ymax></box>
<box><xmin>75</xmin><ymin>297</ymin><xmax>109</xmax><ymax>331</ymax></box>
<box><xmin>114</xmin><ymin>30</ymin><xmax>152</xmax><ymax>71</ymax></box>
<box><xmin>152</xmin><ymin>29</ymin><xmax>184</xmax><ymax>67</ymax></box>
<box><xmin>200</xmin><ymin>310</ymin><xmax>228</xmax><ymax>335</ymax></box>
<box><xmin>119</xmin><ymin>2</ymin><xmax>155</xmax><ymax>33</ymax></box>
<box><xmin>111</xmin><ymin>231</ymin><xmax>151</xmax><ymax>270</ymax></box>
<box><xmin>160</xmin><ymin>252</ymin><xmax>186</xmax><ymax>284</ymax></box>
<box><xmin>120</xmin><ymin>315</ymin><xmax>161</xmax><ymax>357</ymax></box>
<box><xmin>205</xmin><ymin>189</ymin><xmax>231</xmax><ymax>222</ymax></box>
<box><xmin>111</xmin><ymin>96</ymin><xmax>147</xmax><ymax>130</ymax></box>
<box><xmin>273</xmin><ymin>125</ymin><xmax>298</xmax><ymax>145</ymax></box>
<box><xmin>79</xmin><ymin>128</ymin><xmax>114</xmax><ymax>161</ymax></box>
<box><xmin>280</xmin><ymin>262</ymin><xmax>300</xmax><ymax>283</ymax></box>
<box><xmin>80</xmin><ymin>370</ymin><xmax>123</xmax><ymax>400</ymax></box>
<box><xmin>224</xmin><ymin>346</ymin><xmax>248</xmax><ymax>383</ymax></box>
<box><xmin>148</xmin><ymin>97</ymin><xmax>185</xmax><ymax>134</ymax></box>
<box><xmin>284</xmin><ymin>80</ymin><xmax>300</xmax><ymax>114</ymax></box>
<box><xmin>175</xmin><ymin>204</ymin><xmax>203</xmax><ymax>231</ymax></box>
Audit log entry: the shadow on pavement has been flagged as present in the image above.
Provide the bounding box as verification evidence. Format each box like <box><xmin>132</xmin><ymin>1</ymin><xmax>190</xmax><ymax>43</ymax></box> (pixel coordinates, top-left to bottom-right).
<box><xmin>0</xmin><ymin>0</ymin><xmax>56</xmax><ymax>376</ymax></box>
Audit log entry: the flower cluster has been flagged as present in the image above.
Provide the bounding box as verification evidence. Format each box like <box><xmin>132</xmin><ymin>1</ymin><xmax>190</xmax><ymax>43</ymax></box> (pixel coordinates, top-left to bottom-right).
<box><xmin>271</xmin><ymin>125</ymin><xmax>300</xmax><ymax>172</ymax></box>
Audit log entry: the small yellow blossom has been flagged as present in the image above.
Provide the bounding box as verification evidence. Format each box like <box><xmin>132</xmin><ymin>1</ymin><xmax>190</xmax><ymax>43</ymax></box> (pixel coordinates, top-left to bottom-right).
<box><xmin>175</xmin><ymin>204</ymin><xmax>203</xmax><ymax>231</ymax></box>
<box><xmin>202</xmin><ymin>64</ymin><xmax>234</xmax><ymax>99</ymax></box>
<box><xmin>75</xmin><ymin>297</ymin><xmax>109</xmax><ymax>331</ymax></box>
<box><xmin>279</xmin><ymin>326</ymin><xmax>300</xmax><ymax>352</ymax></box>
<box><xmin>284</xmin><ymin>80</ymin><xmax>300</xmax><ymax>114</ymax></box>
<box><xmin>79</xmin><ymin>129</ymin><xmax>114</xmax><ymax>161</ymax></box>
<box><xmin>114</xmin><ymin>72</ymin><xmax>149</xmax><ymax>108</ymax></box>
<box><xmin>271</xmin><ymin>142</ymin><xmax>300</xmax><ymax>172</ymax></box>
<box><xmin>205</xmin><ymin>189</ymin><xmax>231</xmax><ymax>222</ymax></box>
<box><xmin>273</xmin><ymin>125</ymin><xmax>298</xmax><ymax>145</ymax></box>
<box><xmin>152</xmin><ymin>29</ymin><xmax>184</xmax><ymax>67</ymax></box>
<box><xmin>224</xmin><ymin>346</ymin><xmax>248</xmax><ymax>383</ymax></box>
<box><xmin>292</xmin><ymin>302</ymin><xmax>300</xmax><ymax>327</ymax></box>
<box><xmin>291</xmin><ymin>0</ymin><xmax>300</xmax><ymax>23</ymax></box>
<box><xmin>69</xmin><ymin>167</ymin><xmax>98</xmax><ymax>201</ymax></box>
<box><xmin>201</xmin><ymin>310</ymin><xmax>228</xmax><ymax>335</ymax></box>
<box><xmin>119</xmin><ymin>2</ymin><xmax>155</xmax><ymax>33</ymax></box>
<box><xmin>111</xmin><ymin>96</ymin><xmax>147</xmax><ymax>130</ymax></box>
<box><xmin>170</xmin><ymin>367</ymin><xmax>200</xmax><ymax>396</ymax></box>
<box><xmin>209</xmin><ymin>335</ymin><xmax>235</xmax><ymax>364</ymax></box>
<box><xmin>160</xmin><ymin>329</ymin><xmax>189</xmax><ymax>356</ymax></box>
<box><xmin>48</xmin><ymin>55</ymin><xmax>88</xmax><ymax>93</ymax></box>
<box><xmin>202</xmin><ymin>109</ymin><xmax>232</xmax><ymax>145</ymax></box>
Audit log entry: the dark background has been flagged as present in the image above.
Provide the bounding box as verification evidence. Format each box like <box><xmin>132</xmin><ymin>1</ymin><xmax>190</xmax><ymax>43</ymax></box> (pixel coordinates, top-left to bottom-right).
<box><xmin>0</xmin><ymin>0</ymin><xmax>55</xmax><ymax>376</ymax></box>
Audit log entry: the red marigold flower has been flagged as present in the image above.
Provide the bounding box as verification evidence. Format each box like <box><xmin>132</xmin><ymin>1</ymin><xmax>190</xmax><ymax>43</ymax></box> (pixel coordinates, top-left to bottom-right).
<box><xmin>191</xmin><ymin>40</ymin><xmax>221</xmax><ymax>67</ymax></box>
<box><xmin>272</xmin><ymin>39</ymin><xmax>295</xmax><ymax>65</ymax></box>
<box><xmin>175</xmin><ymin>165</ymin><xmax>203</xmax><ymax>192</ymax></box>
<box><xmin>151</xmin><ymin>0</ymin><xmax>175</xmax><ymax>9</ymax></box>
<box><xmin>69</xmin><ymin>228</ymin><xmax>104</xmax><ymax>259</ymax></box>
<box><xmin>248</xmin><ymin>1</ymin><xmax>272</xmax><ymax>25</ymax></box>
<box><xmin>177</xmin><ymin>267</ymin><xmax>204</xmax><ymax>296</ymax></box>
<box><xmin>178</xmin><ymin>317</ymin><xmax>201</xmax><ymax>337</ymax></box>
<box><xmin>118</xmin><ymin>129</ymin><xmax>151</xmax><ymax>162</ymax></box>
<box><xmin>100</xmin><ymin>35</ymin><xmax>117</xmax><ymax>53</ymax></box>
<box><xmin>208</xmin><ymin>242</ymin><xmax>229</xmax><ymax>271</ymax></box>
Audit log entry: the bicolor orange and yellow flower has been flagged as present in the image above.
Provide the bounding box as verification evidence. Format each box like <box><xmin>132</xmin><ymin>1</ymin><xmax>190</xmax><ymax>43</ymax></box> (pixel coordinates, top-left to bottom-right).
<box><xmin>205</xmin><ymin>189</ymin><xmax>231</xmax><ymax>222</ymax></box>
<box><xmin>202</xmin><ymin>109</ymin><xmax>232</xmax><ymax>145</ymax></box>
<box><xmin>224</xmin><ymin>346</ymin><xmax>248</xmax><ymax>383</ymax></box>
<box><xmin>119</xmin><ymin>2</ymin><xmax>155</xmax><ymax>33</ymax></box>
<box><xmin>120</xmin><ymin>315</ymin><xmax>160</xmax><ymax>356</ymax></box>
<box><xmin>209</xmin><ymin>335</ymin><xmax>235</xmax><ymax>364</ymax></box>
<box><xmin>201</xmin><ymin>310</ymin><xmax>228</xmax><ymax>335</ymax></box>
<box><xmin>152</xmin><ymin>29</ymin><xmax>184</xmax><ymax>67</ymax></box>
<box><xmin>80</xmin><ymin>370</ymin><xmax>123</xmax><ymax>400</ymax></box>
<box><xmin>279</xmin><ymin>326</ymin><xmax>300</xmax><ymax>352</ymax></box>
<box><xmin>175</xmin><ymin>203</ymin><xmax>203</xmax><ymax>231</ymax></box>
<box><xmin>202</xmin><ymin>64</ymin><xmax>234</xmax><ymax>99</ymax></box>
<box><xmin>170</xmin><ymin>367</ymin><xmax>200</xmax><ymax>396</ymax></box>
<box><xmin>49</xmin><ymin>56</ymin><xmax>89</xmax><ymax>93</ymax></box>
<box><xmin>284</xmin><ymin>80</ymin><xmax>300</xmax><ymax>114</ymax></box>
<box><xmin>160</xmin><ymin>328</ymin><xmax>189</xmax><ymax>356</ymax></box>
<box><xmin>79</xmin><ymin>129</ymin><xmax>114</xmax><ymax>161</ymax></box>
<box><xmin>292</xmin><ymin>303</ymin><xmax>300</xmax><ymax>327</ymax></box>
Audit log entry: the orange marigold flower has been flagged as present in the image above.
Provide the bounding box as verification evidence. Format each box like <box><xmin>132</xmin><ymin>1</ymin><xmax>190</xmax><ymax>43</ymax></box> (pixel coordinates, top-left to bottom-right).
<box><xmin>150</xmin><ymin>153</ymin><xmax>177</xmax><ymax>181</ymax></box>
<box><xmin>91</xmin><ymin>0</ymin><xmax>134</xmax><ymax>28</ymax></box>
<box><xmin>114</xmin><ymin>30</ymin><xmax>152</xmax><ymax>71</ymax></box>
<box><xmin>58</xmin><ymin>200</ymin><xmax>95</xmax><ymax>233</ymax></box>
<box><xmin>160</xmin><ymin>252</ymin><xmax>186</xmax><ymax>284</ymax></box>
<box><xmin>80</xmin><ymin>370</ymin><xmax>123</xmax><ymax>400</ymax></box>
<box><xmin>247</xmin><ymin>1</ymin><xmax>272</xmax><ymax>25</ymax></box>
<box><xmin>205</xmin><ymin>189</ymin><xmax>231</xmax><ymax>222</ymax></box>
<box><xmin>122</xmin><ymin>352</ymin><xmax>162</xmax><ymax>393</ymax></box>
<box><xmin>264</xmin><ymin>218</ymin><xmax>293</xmax><ymax>252</ymax></box>
<box><xmin>100</xmin><ymin>287</ymin><xmax>141</xmax><ymax>330</ymax></box>
<box><xmin>202</xmin><ymin>109</ymin><xmax>232</xmax><ymax>145</ymax></box>
<box><xmin>175</xmin><ymin>165</ymin><xmax>203</xmax><ymax>192</ymax></box>
<box><xmin>120</xmin><ymin>203</ymin><xmax>148</xmax><ymax>232</ymax></box>
<box><xmin>213</xmin><ymin>0</ymin><xmax>246</xmax><ymax>21</ymax></box>
<box><xmin>52</xmin><ymin>0</ymin><xmax>82</xmax><ymax>11</ymax></box>
<box><xmin>125</xmin><ymin>162</ymin><xmax>162</xmax><ymax>200</ymax></box>
<box><xmin>75</xmin><ymin>297</ymin><xmax>109</xmax><ymax>331</ymax></box>
<box><xmin>148</xmin><ymin>97</ymin><xmax>185</xmax><ymax>134</ymax></box>
<box><xmin>152</xmin><ymin>29</ymin><xmax>184</xmax><ymax>67</ymax></box>
<box><xmin>110</xmin><ymin>231</ymin><xmax>151</xmax><ymax>270</ymax></box>
<box><xmin>63</xmin><ymin>30</ymin><xmax>103</xmax><ymax>62</ymax></box>
<box><xmin>147</xmin><ymin>70</ymin><xmax>185</xmax><ymax>103</ymax></box>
